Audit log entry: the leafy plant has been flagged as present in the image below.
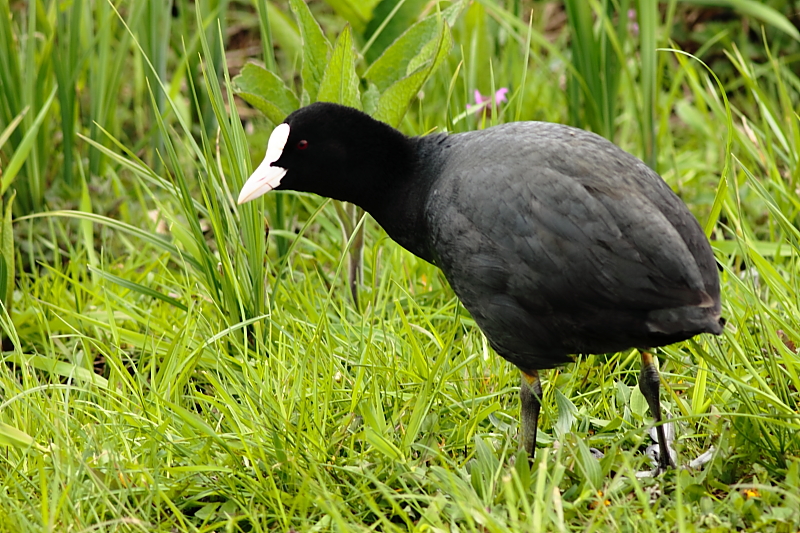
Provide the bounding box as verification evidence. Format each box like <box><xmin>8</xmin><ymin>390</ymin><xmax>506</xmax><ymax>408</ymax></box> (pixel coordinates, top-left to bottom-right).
<box><xmin>2</xmin><ymin>2</ymin><xmax>800</xmax><ymax>531</ymax></box>
<box><xmin>234</xmin><ymin>0</ymin><xmax>458</xmax><ymax>305</ymax></box>
<box><xmin>562</xmin><ymin>0</ymin><xmax>798</xmax><ymax>170</ymax></box>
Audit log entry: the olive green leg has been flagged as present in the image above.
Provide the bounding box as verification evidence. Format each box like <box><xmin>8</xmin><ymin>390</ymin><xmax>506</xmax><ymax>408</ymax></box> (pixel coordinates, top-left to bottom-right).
<box><xmin>639</xmin><ymin>352</ymin><xmax>676</xmax><ymax>471</ymax></box>
<box><xmin>520</xmin><ymin>369</ymin><xmax>542</xmax><ymax>462</ymax></box>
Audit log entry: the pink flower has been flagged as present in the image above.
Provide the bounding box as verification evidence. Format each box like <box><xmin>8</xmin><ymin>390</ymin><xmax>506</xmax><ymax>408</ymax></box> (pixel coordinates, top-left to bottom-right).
<box><xmin>467</xmin><ymin>88</ymin><xmax>508</xmax><ymax>112</ymax></box>
<box><xmin>628</xmin><ymin>9</ymin><xmax>639</xmax><ymax>37</ymax></box>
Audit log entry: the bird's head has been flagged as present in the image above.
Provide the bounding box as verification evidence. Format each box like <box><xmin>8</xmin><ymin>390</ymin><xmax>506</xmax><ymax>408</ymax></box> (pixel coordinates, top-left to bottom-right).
<box><xmin>238</xmin><ymin>102</ymin><xmax>408</xmax><ymax>205</ymax></box>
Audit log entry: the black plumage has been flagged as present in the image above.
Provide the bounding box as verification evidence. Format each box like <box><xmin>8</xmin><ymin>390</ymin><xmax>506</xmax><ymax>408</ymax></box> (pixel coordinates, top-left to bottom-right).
<box><xmin>238</xmin><ymin>102</ymin><xmax>723</xmax><ymax>470</ymax></box>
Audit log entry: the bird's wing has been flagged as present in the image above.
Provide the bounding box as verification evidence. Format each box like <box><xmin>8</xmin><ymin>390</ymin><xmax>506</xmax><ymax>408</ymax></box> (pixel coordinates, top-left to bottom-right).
<box><xmin>427</xmin><ymin>124</ymin><xmax>714</xmax><ymax>319</ymax></box>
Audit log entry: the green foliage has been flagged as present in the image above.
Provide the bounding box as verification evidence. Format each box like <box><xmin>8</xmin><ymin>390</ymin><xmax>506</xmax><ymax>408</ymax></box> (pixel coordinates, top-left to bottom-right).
<box><xmin>0</xmin><ymin>0</ymin><xmax>232</xmax><ymax>215</ymax></box>
<box><xmin>364</xmin><ymin>16</ymin><xmax>443</xmax><ymax>91</ymax></box>
<box><xmin>684</xmin><ymin>0</ymin><xmax>800</xmax><ymax>42</ymax></box>
<box><xmin>234</xmin><ymin>63</ymin><xmax>300</xmax><ymax>124</ymax></box>
<box><xmin>324</xmin><ymin>0</ymin><xmax>383</xmax><ymax>34</ymax></box>
<box><xmin>318</xmin><ymin>26</ymin><xmax>363</xmax><ymax>109</ymax></box>
<box><xmin>0</xmin><ymin>0</ymin><xmax>55</xmax><ymax>213</ymax></box>
<box><xmin>561</xmin><ymin>0</ymin><xmax>798</xmax><ymax>168</ymax></box>
<box><xmin>233</xmin><ymin>0</ymin><xmax>459</xmax><ymax>305</ymax></box>
<box><xmin>3</xmin><ymin>1</ymin><xmax>800</xmax><ymax>531</ymax></box>
<box><xmin>237</xmin><ymin>0</ymin><xmax>459</xmax><ymax>125</ymax></box>
<box><xmin>290</xmin><ymin>0</ymin><xmax>332</xmax><ymax>103</ymax></box>
<box><xmin>372</xmin><ymin>19</ymin><xmax>453</xmax><ymax>127</ymax></box>
<box><xmin>563</xmin><ymin>0</ymin><xmax>629</xmax><ymax>141</ymax></box>
<box><xmin>0</xmin><ymin>191</ymin><xmax>14</xmax><ymax>314</ymax></box>
<box><xmin>364</xmin><ymin>0</ymin><xmax>433</xmax><ymax>63</ymax></box>
<box><xmin>0</xmin><ymin>94</ymin><xmax>56</xmax><ymax>197</ymax></box>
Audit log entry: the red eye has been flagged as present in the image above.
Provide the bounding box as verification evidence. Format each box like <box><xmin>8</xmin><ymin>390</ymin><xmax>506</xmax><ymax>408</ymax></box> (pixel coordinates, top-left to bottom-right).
<box><xmin>297</xmin><ymin>140</ymin><xmax>308</xmax><ymax>150</ymax></box>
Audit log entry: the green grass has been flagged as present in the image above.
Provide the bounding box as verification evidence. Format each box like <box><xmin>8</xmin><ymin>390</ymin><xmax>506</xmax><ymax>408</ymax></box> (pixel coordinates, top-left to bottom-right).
<box><xmin>2</xmin><ymin>1</ymin><xmax>800</xmax><ymax>531</ymax></box>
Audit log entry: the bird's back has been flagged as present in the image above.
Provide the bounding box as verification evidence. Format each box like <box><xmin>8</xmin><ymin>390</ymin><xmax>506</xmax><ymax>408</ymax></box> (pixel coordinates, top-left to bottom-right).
<box><xmin>419</xmin><ymin>122</ymin><xmax>722</xmax><ymax>370</ymax></box>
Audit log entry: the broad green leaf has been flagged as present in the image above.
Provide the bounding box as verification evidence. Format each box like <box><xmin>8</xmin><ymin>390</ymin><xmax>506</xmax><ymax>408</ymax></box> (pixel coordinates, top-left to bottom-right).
<box><xmin>437</xmin><ymin>0</ymin><xmax>465</xmax><ymax>27</ymax></box>
<box><xmin>19</xmin><ymin>210</ymin><xmax>203</xmax><ymax>271</ymax></box>
<box><xmin>374</xmin><ymin>21</ymin><xmax>451</xmax><ymax>126</ymax></box>
<box><xmin>692</xmin><ymin>356</ymin><xmax>710</xmax><ymax>415</ymax></box>
<box><xmin>89</xmin><ymin>266</ymin><xmax>189</xmax><ymax>312</ymax></box>
<box><xmin>364</xmin><ymin>2</ymin><xmax>462</xmax><ymax>92</ymax></box>
<box><xmin>574</xmin><ymin>438</ymin><xmax>603</xmax><ymax>491</ymax></box>
<box><xmin>374</xmin><ymin>68</ymin><xmax>428</xmax><ymax>125</ymax></box>
<box><xmin>317</xmin><ymin>25</ymin><xmax>361</xmax><ymax>109</ymax></box>
<box><xmin>629</xmin><ymin>383</ymin><xmax>648</xmax><ymax>419</ymax></box>
<box><xmin>554</xmin><ymin>389</ymin><xmax>578</xmax><ymax>438</ymax></box>
<box><xmin>363</xmin><ymin>0</ymin><xmax>430</xmax><ymax>63</ymax></box>
<box><xmin>364</xmin><ymin>16</ymin><xmax>439</xmax><ymax>92</ymax></box>
<box><xmin>407</xmin><ymin>37</ymin><xmax>438</xmax><ymax>73</ymax></box>
<box><xmin>289</xmin><ymin>0</ymin><xmax>332</xmax><ymax>102</ymax></box>
<box><xmin>4</xmin><ymin>353</ymin><xmax>109</xmax><ymax>389</ymax></box>
<box><xmin>0</xmin><ymin>422</ymin><xmax>34</xmax><ymax>450</ymax></box>
<box><xmin>233</xmin><ymin>63</ymin><xmax>299</xmax><ymax>124</ymax></box>
<box><xmin>473</xmin><ymin>435</ymin><xmax>501</xmax><ymax>473</ymax></box>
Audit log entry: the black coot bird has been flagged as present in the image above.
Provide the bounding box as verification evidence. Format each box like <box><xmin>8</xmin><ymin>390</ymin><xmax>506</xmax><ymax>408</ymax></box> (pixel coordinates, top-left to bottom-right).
<box><xmin>238</xmin><ymin>102</ymin><xmax>723</xmax><ymax>470</ymax></box>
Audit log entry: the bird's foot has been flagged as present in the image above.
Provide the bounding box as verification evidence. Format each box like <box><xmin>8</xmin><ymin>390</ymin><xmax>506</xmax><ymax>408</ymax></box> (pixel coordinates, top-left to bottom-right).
<box><xmin>636</xmin><ymin>417</ymin><xmax>716</xmax><ymax>477</ymax></box>
<box><xmin>589</xmin><ymin>447</ymin><xmax>605</xmax><ymax>460</ymax></box>
<box><xmin>635</xmin><ymin>417</ymin><xmax>676</xmax><ymax>477</ymax></box>
<box><xmin>687</xmin><ymin>446</ymin><xmax>715</xmax><ymax>469</ymax></box>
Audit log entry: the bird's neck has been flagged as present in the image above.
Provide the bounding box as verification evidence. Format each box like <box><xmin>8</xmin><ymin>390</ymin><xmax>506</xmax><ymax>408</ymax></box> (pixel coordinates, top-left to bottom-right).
<box><xmin>350</xmin><ymin>135</ymin><xmax>444</xmax><ymax>264</ymax></box>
